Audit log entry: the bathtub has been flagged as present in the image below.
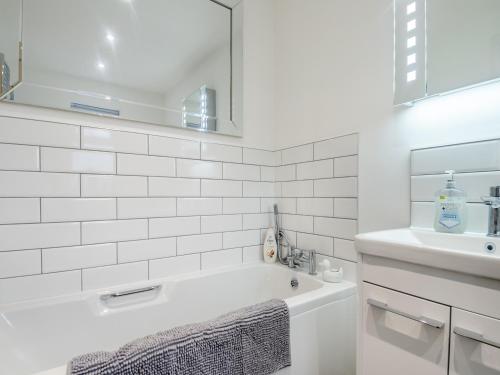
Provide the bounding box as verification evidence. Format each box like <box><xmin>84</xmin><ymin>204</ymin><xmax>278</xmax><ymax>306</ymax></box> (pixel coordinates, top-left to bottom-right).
<box><xmin>0</xmin><ymin>263</ymin><xmax>357</xmax><ymax>375</ymax></box>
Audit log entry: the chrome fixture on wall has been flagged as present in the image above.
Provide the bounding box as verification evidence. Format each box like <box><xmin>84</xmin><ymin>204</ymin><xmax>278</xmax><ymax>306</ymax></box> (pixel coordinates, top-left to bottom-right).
<box><xmin>482</xmin><ymin>186</ymin><xmax>500</xmax><ymax>237</ymax></box>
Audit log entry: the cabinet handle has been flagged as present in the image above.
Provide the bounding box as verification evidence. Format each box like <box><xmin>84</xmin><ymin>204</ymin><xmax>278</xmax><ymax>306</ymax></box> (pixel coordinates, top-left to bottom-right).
<box><xmin>367</xmin><ymin>298</ymin><xmax>445</xmax><ymax>329</ymax></box>
<box><xmin>454</xmin><ymin>327</ymin><xmax>500</xmax><ymax>350</ymax></box>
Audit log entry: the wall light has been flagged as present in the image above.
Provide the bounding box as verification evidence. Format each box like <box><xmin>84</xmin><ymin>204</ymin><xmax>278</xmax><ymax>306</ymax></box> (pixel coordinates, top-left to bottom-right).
<box><xmin>407</xmin><ymin>2</ymin><xmax>416</xmax><ymax>15</ymax></box>
<box><xmin>407</xmin><ymin>36</ymin><xmax>416</xmax><ymax>48</ymax></box>
<box><xmin>97</xmin><ymin>62</ymin><xmax>106</xmax><ymax>70</ymax></box>
<box><xmin>106</xmin><ymin>33</ymin><xmax>115</xmax><ymax>43</ymax></box>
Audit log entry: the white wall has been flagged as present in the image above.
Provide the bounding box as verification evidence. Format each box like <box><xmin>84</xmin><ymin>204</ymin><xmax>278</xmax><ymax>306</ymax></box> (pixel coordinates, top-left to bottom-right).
<box><xmin>272</xmin><ymin>0</ymin><xmax>500</xmax><ymax>233</ymax></box>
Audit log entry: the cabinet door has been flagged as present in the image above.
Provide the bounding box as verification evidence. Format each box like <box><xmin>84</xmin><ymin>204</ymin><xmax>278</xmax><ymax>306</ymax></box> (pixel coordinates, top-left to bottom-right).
<box><xmin>361</xmin><ymin>283</ymin><xmax>450</xmax><ymax>375</ymax></box>
<box><xmin>451</xmin><ymin>308</ymin><xmax>500</xmax><ymax>374</ymax></box>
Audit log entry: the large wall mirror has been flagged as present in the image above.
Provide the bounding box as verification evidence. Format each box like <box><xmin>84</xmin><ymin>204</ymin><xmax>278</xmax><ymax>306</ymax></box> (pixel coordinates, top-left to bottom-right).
<box><xmin>394</xmin><ymin>0</ymin><xmax>500</xmax><ymax>105</ymax></box>
<box><xmin>0</xmin><ymin>0</ymin><xmax>243</xmax><ymax>136</ymax></box>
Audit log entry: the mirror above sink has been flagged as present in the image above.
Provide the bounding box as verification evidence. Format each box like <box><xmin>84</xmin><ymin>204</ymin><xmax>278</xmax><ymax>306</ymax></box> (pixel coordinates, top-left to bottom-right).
<box><xmin>394</xmin><ymin>0</ymin><xmax>500</xmax><ymax>105</ymax></box>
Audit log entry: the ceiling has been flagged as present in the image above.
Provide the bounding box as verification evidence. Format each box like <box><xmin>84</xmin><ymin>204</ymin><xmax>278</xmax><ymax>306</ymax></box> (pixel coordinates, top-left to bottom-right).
<box><xmin>22</xmin><ymin>0</ymin><xmax>231</xmax><ymax>93</ymax></box>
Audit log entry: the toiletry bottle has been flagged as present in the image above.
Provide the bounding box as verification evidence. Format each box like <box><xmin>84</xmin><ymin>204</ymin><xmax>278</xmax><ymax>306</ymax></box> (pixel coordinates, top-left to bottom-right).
<box><xmin>263</xmin><ymin>228</ymin><xmax>277</xmax><ymax>263</ymax></box>
<box><xmin>433</xmin><ymin>170</ymin><xmax>467</xmax><ymax>234</ymax></box>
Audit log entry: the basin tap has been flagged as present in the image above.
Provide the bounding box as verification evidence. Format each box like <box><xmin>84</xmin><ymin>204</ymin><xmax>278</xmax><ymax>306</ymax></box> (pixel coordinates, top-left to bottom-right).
<box><xmin>482</xmin><ymin>186</ymin><xmax>500</xmax><ymax>237</ymax></box>
<box><xmin>289</xmin><ymin>247</ymin><xmax>317</xmax><ymax>275</ymax></box>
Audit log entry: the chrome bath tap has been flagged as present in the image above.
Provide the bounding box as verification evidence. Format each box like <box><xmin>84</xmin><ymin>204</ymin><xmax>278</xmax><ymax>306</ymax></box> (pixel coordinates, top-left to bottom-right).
<box><xmin>482</xmin><ymin>186</ymin><xmax>500</xmax><ymax>237</ymax></box>
<box><xmin>288</xmin><ymin>247</ymin><xmax>317</xmax><ymax>275</ymax></box>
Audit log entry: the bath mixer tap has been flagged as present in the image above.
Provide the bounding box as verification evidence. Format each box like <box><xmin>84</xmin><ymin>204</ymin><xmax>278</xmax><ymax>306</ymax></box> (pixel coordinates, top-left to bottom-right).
<box><xmin>289</xmin><ymin>247</ymin><xmax>317</xmax><ymax>275</ymax></box>
<box><xmin>482</xmin><ymin>186</ymin><xmax>500</xmax><ymax>237</ymax></box>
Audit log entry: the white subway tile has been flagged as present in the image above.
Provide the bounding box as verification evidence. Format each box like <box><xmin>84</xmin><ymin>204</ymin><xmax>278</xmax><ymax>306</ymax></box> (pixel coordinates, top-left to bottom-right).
<box><xmin>411</xmin><ymin>172</ymin><xmax>500</xmax><ymax>202</ymax></box>
<box><xmin>334</xmin><ymin>155</ymin><xmax>358</xmax><ymax>177</ymax></box>
<box><xmin>297</xmin><ymin>232</ymin><xmax>333</xmax><ymax>257</ymax></box>
<box><xmin>0</xmin><ymin>171</ymin><xmax>79</xmax><ymax>197</ymax></box>
<box><xmin>314</xmin><ymin>134</ymin><xmax>358</xmax><ymax>160</ymax></box>
<box><xmin>260</xmin><ymin>198</ymin><xmax>278</xmax><ymax>213</ymax></box>
<box><xmin>117</xmin><ymin>154</ymin><xmax>175</xmax><ymax>177</ymax></box>
<box><xmin>82</xmin><ymin>262</ymin><xmax>148</xmax><ymax>290</ymax></box>
<box><xmin>43</xmin><ymin>243</ymin><xmax>117</xmax><ymax>273</ymax></box>
<box><xmin>411</xmin><ymin>140</ymin><xmax>500</xmax><ymax>175</ymax></box>
<box><xmin>297</xmin><ymin>159</ymin><xmax>333</xmax><ymax>180</ymax></box>
<box><xmin>243</xmin><ymin>246</ymin><xmax>263</xmax><ymax>263</ymax></box>
<box><xmin>0</xmin><ymin>222</ymin><xmax>80</xmax><ymax>251</ymax></box>
<box><xmin>0</xmin><ymin>250</ymin><xmax>41</xmax><ymax>278</ymax></box>
<box><xmin>275</xmin><ymin>165</ymin><xmax>296</xmax><ymax>182</ymax></box>
<box><xmin>281</xmin><ymin>144</ymin><xmax>314</xmax><ymax>165</ymax></box>
<box><xmin>314</xmin><ymin>177</ymin><xmax>357</xmax><ymax>197</ymax></box>
<box><xmin>149</xmin><ymin>177</ymin><xmax>200</xmax><ymax>197</ymax></box>
<box><xmin>201</xmin><ymin>215</ymin><xmax>242</xmax><ymax>233</ymax></box>
<box><xmin>149</xmin><ymin>136</ymin><xmax>200</xmax><ymax>159</ymax></box>
<box><xmin>177</xmin><ymin>159</ymin><xmax>222</xmax><ymax>179</ymax></box>
<box><xmin>117</xmin><ymin>198</ymin><xmax>176</xmax><ymax>219</ymax></box>
<box><xmin>178</xmin><ymin>233</ymin><xmax>223</xmax><ymax>255</ymax></box>
<box><xmin>223</xmin><ymin>230</ymin><xmax>260</xmax><ymax>248</ymax></box>
<box><xmin>272</xmin><ymin>198</ymin><xmax>297</xmax><ymax>214</ymax></box>
<box><xmin>281</xmin><ymin>214</ymin><xmax>314</xmax><ymax>233</ymax></box>
<box><xmin>314</xmin><ymin>217</ymin><xmax>357</xmax><ymax>240</ymax></box>
<box><xmin>223</xmin><ymin>198</ymin><xmax>260</xmax><ymax>214</ymax></box>
<box><xmin>41</xmin><ymin>148</ymin><xmax>115</xmax><ymax>174</ymax></box>
<box><xmin>282</xmin><ymin>180</ymin><xmax>314</xmax><ymax>197</ymax></box>
<box><xmin>118</xmin><ymin>238</ymin><xmax>176</xmax><ymax>263</ymax></box>
<box><xmin>149</xmin><ymin>254</ymin><xmax>200</xmax><ymax>279</ymax></box>
<box><xmin>260</xmin><ymin>166</ymin><xmax>275</xmax><ymax>182</ymax></box>
<box><xmin>243</xmin><ymin>181</ymin><xmax>276</xmax><ymax>197</ymax></box>
<box><xmin>201</xmin><ymin>248</ymin><xmax>242</xmax><ymax>270</ymax></box>
<box><xmin>201</xmin><ymin>143</ymin><xmax>242</xmax><ymax>163</ymax></box>
<box><xmin>0</xmin><ymin>118</ymin><xmax>80</xmax><ymax>148</ymax></box>
<box><xmin>334</xmin><ymin>198</ymin><xmax>358</xmax><ymax>219</ymax></box>
<box><xmin>0</xmin><ymin>144</ymin><xmax>39</xmax><ymax>170</ymax></box>
<box><xmin>0</xmin><ymin>198</ymin><xmax>40</xmax><ymax>224</ymax></box>
<box><xmin>297</xmin><ymin>198</ymin><xmax>334</xmax><ymax>217</ymax></box>
<box><xmin>223</xmin><ymin>163</ymin><xmax>260</xmax><ymax>181</ymax></box>
<box><xmin>149</xmin><ymin>216</ymin><xmax>200</xmax><ymax>238</ymax></box>
<box><xmin>242</xmin><ymin>148</ymin><xmax>276</xmax><ymax>166</ymax></box>
<box><xmin>177</xmin><ymin>198</ymin><xmax>222</xmax><ymax>216</ymax></box>
<box><xmin>82</xmin><ymin>219</ymin><xmax>148</xmax><ymax>244</ymax></box>
<box><xmin>334</xmin><ymin>238</ymin><xmax>357</xmax><ymax>262</ymax></box>
<box><xmin>82</xmin><ymin>175</ymin><xmax>147</xmax><ymax>197</ymax></box>
<box><xmin>42</xmin><ymin>198</ymin><xmax>116</xmax><ymax>222</ymax></box>
<box><xmin>243</xmin><ymin>213</ymin><xmax>273</xmax><ymax>230</ymax></box>
<box><xmin>410</xmin><ymin>201</ymin><xmax>434</xmax><ymax>229</ymax></box>
<box><xmin>201</xmin><ymin>180</ymin><xmax>242</xmax><ymax>197</ymax></box>
<box><xmin>82</xmin><ymin>127</ymin><xmax>147</xmax><ymax>154</ymax></box>
<box><xmin>0</xmin><ymin>270</ymin><xmax>81</xmax><ymax>304</ymax></box>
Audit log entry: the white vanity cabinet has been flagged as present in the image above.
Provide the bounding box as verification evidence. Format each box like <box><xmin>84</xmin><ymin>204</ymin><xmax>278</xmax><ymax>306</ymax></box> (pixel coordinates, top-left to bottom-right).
<box><xmin>361</xmin><ymin>283</ymin><xmax>450</xmax><ymax>375</ymax></box>
<box><xmin>450</xmin><ymin>308</ymin><xmax>500</xmax><ymax>375</ymax></box>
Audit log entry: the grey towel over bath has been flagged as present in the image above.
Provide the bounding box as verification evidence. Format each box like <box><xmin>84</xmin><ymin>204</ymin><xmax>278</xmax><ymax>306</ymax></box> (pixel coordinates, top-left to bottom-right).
<box><xmin>68</xmin><ymin>299</ymin><xmax>291</xmax><ymax>375</ymax></box>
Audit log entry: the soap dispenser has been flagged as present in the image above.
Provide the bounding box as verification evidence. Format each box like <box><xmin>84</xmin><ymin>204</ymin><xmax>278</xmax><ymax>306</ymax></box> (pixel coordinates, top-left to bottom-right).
<box><xmin>433</xmin><ymin>170</ymin><xmax>467</xmax><ymax>234</ymax></box>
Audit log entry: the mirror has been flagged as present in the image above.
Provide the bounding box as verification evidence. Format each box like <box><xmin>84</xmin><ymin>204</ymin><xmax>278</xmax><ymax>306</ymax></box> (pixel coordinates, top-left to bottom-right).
<box><xmin>394</xmin><ymin>0</ymin><xmax>500</xmax><ymax>104</ymax></box>
<box><xmin>0</xmin><ymin>0</ymin><xmax>242</xmax><ymax>136</ymax></box>
<box><xmin>0</xmin><ymin>0</ymin><xmax>22</xmax><ymax>100</ymax></box>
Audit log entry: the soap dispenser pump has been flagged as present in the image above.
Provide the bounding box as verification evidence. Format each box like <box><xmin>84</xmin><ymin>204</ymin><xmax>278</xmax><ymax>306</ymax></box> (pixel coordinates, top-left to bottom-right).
<box><xmin>433</xmin><ymin>170</ymin><xmax>467</xmax><ymax>234</ymax></box>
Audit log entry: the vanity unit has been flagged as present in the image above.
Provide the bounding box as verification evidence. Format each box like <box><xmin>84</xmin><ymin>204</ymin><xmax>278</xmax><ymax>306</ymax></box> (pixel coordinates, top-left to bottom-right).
<box><xmin>356</xmin><ymin>229</ymin><xmax>500</xmax><ymax>375</ymax></box>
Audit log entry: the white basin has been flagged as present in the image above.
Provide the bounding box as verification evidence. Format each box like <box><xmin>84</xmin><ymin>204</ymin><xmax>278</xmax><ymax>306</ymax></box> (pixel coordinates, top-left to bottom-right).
<box><xmin>355</xmin><ymin>228</ymin><xmax>500</xmax><ymax>280</ymax></box>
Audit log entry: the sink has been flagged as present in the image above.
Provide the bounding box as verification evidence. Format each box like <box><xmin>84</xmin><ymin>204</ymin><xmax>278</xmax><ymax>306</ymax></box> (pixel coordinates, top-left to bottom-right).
<box><xmin>355</xmin><ymin>228</ymin><xmax>500</xmax><ymax>280</ymax></box>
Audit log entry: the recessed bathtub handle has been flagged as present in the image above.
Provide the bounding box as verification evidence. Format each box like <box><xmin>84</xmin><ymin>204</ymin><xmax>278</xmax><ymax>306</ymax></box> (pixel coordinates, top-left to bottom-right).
<box><xmin>100</xmin><ymin>285</ymin><xmax>161</xmax><ymax>301</ymax></box>
<box><xmin>367</xmin><ymin>298</ymin><xmax>444</xmax><ymax>329</ymax></box>
<box><xmin>454</xmin><ymin>327</ymin><xmax>500</xmax><ymax>349</ymax></box>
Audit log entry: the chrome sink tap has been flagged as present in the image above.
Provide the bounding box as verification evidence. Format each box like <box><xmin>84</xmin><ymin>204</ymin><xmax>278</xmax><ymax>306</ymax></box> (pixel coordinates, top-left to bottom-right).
<box><xmin>482</xmin><ymin>186</ymin><xmax>500</xmax><ymax>237</ymax></box>
<box><xmin>289</xmin><ymin>247</ymin><xmax>317</xmax><ymax>275</ymax></box>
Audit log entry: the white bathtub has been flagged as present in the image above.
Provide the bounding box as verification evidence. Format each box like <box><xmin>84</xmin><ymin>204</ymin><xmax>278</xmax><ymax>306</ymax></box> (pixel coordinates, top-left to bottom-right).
<box><xmin>0</xmin><ymin>263</ymin><xmax>357</xmax><ymax>375</ymax></box>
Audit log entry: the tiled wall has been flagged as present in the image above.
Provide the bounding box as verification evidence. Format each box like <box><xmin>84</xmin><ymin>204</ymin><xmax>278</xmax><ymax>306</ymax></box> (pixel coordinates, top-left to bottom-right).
<box><xmin>274</xmin><ymin>134</ymin><xmax>359</xmax><ymax>279</ymax></box>
<box><xmin>0</xmin><ymin>116</ymin><xmax>358</xmax><ymax>304</ymax></box>
<box><xmin>411</xmin><ymin>139</ymin><xmax>500</xmax><ymax>233</ymax></box>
